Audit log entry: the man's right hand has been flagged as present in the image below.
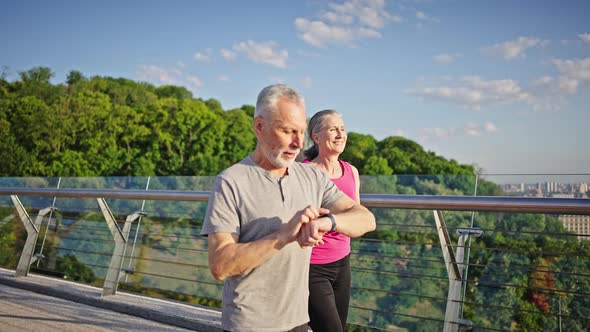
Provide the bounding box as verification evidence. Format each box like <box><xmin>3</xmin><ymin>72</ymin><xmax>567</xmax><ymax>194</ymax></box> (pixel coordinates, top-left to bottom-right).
<box><xmin>278</xmin><ymin>205</ymin><xmax>329</xmax><ymax>247</ymax></box>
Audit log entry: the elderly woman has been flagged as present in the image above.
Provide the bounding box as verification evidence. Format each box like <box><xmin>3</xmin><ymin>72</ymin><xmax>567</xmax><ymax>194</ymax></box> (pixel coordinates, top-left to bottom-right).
<box><xmin>303</xmin><ymin>109</ymin><xmax>375</xmax><ymax>332</ymax></box>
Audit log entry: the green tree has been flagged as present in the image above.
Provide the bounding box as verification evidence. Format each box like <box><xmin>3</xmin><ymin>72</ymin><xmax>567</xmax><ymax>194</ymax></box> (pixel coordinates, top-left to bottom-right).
<box><xmin>66</xmin><ymin>70</ymin><xmax>86</xmax><ymax>86</ymax></box>
<box><xmin>340</xmin><ymin>133</ymin><xmax>378</xmax><ymax>171</ymax></box>
<box><xmin>155</xmin><ymin>85</ymin><xmax>193</xmax><ymax>100</ymax></box>
<box><xmin>362</xmin><ymin>156</ymin><xmax>393</xmax><ymax>175</ymax></box>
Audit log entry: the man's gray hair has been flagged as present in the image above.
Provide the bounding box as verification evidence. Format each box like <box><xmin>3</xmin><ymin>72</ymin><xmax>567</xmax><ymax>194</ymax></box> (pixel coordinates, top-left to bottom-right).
<box><xmin>254</xmin><ymin>84</ymin><xmax>305</xmax><ymax>118</ymax></box>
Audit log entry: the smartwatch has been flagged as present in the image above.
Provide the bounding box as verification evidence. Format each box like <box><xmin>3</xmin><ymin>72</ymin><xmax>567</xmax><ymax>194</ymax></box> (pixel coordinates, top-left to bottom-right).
<box><xmin>322</xmin><ymin>213</ymin><xmax>337</xmax><ymax>232</ymax></box>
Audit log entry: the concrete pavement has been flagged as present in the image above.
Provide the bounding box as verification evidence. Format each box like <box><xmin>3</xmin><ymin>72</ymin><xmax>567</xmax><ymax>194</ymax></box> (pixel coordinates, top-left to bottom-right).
<box><xmin>0</xmin><ymin>267</ymin><xmax>222</xmax><ymax>332</ymax></box>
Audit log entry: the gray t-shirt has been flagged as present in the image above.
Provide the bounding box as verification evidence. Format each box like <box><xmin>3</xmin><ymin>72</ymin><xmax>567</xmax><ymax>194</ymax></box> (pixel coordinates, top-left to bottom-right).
<box><xmin>201</xmin><ymin>156</ymin><xmax>344</xmax><ymax>331</ymax></box>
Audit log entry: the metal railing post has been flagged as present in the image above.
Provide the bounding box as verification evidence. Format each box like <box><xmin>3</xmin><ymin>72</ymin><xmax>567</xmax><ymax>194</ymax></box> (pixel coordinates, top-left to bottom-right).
<box><xmin>460</xmin><ymin>173</ymin><xmax>479</xmax><ymax>319</ymax></box>
<box><xmin>434</xmin><ymin>210</ymin><xmax>480</xmax><ymax>331</ymax></box>
<box><xmin>97</xmin><ymin>196</ymin><xmax>145</xmax><ymax>296</ymax></box>
<box><xmin>119</xmin><ymin>211</ymin><xmax>145</xmax><ymax>279</ymax></box>
<box><xmin>36</xmin><ymin>177</ymin><xmax>61</xmax><ymax>267</ymax></box>
<box><xmin>125</xmin><ymin>176</ymin><xmax>150</xmax><ymax>283</ymax></box>
<box><xmin>11</xmin><ymin>195</ymin><xmax>56</xmax><ymax>277</ymax></box>
<box><xmin>97</xmin><ymin>198</ymin><xmax>127</xmax><ymax>296</ymax></box>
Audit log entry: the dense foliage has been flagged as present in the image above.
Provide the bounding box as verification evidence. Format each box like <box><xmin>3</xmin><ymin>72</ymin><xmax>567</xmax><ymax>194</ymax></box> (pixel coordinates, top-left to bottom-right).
<box><xmin>0</xmin><ymin>67</ymin><xmax>477</xmax><ymax>180</ymax></box>
<box><xmin>0</xmin><ymin>67</ymin><xmax>256</xmax><ymax>177</ymax></box>
<box><xmin>1</xmin><ymin>67</ymin><xmax>588</xmax><ymax>331</ymax></box>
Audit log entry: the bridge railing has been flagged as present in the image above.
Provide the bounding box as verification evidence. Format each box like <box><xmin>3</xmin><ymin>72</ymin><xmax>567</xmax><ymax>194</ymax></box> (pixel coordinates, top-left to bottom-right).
<box><xmin>1</xmin><ymin>175</ymin><xmax>589</xmax><ymax>331</ymax></box>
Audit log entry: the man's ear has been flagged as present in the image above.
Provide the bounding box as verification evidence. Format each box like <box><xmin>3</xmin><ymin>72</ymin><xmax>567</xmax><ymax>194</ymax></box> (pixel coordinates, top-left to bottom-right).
<box><xmin>254</xmin><ymin>117</ymin><xmax>264</xmax><ymax>135</ymax></box>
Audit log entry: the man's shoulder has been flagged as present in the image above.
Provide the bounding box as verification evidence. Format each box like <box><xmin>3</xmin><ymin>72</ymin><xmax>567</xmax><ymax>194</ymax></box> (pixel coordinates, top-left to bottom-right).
<box><xmin>219</xmin><ymin>157</ymin><xmax>254</xmax><ymax>178</ymax></box>
<box><xmin>292</xmin><ymin>161</ymin><xmax>330</xmax><ymax>183</ymax></box>
<box><xmin>292</xmin><ymin>161</ymin><xmax>318</xmax><ymax>175</ymax></box>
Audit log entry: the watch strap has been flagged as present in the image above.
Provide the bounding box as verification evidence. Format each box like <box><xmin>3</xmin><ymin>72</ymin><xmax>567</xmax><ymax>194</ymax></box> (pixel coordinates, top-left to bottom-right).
<box><xmin>323</xmin><ymin>213</ymin><xmax>336</xmax><ymax>232</ymax></box>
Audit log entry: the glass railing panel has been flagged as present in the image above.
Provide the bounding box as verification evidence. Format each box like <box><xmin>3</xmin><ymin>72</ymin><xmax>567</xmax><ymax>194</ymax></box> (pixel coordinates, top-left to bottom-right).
<box><xmin>119</xmin><ymin>207</ymin><xmax>220</xmax><ymax>304</ymax></box>
<box><xmin>0</xmin><ymin>177</ymin><xmax>61</xmax><ymax>273</ymax></box>
<box><xmin>361</xmin><ymin>174</ymin><xmax>477</xmax><ymax>196</ymax></box>
<box><xmin>350</xmin><ymin>206</ymin><xmax>447</xmax><ymax>330</ymax></box>
<box><xmin>30</xmin><ymin>177</ymin><xmax>149</xmax><ymax>281</ymax></box>
<box><xmin>456</xmin><ymin>210</ymin><xmax>590</xmax><ymax>331</ymax></box>
<box><xmin>56</xmin><ymin>176</ymin><xmax>149</xmax><ymax>214</ymax></box>
<box><xmin>0</xmin><ymin>177</ymin><xmax>60</xmax><ymax>212</ymax></box>
<box><xmin>117</xmin><ymin>176</ymin><xmax>220</xmax><ymax>305</ymax></box>
<box><xmin>0</xmin><ymin>176</ymin><xmax>221</xmax><ymax>305</ymax></box>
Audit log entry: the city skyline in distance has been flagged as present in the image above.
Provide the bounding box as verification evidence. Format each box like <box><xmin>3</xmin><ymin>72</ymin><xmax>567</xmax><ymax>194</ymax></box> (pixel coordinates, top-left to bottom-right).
<box><xmin>481</xmin><ymin>174</ymin><xmax>590</xmax><ymax>187</ymax></box>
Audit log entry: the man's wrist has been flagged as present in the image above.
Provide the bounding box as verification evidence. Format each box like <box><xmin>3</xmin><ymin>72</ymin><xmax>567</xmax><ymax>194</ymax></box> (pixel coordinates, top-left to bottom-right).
<box><xmin>322</xmin><ymin>213</ymin><xmax>336</xmax><ymax>232</ymax></box>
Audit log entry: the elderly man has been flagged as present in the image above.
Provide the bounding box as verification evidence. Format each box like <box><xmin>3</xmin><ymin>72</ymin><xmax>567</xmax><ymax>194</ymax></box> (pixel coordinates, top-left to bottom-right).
<box><xmin>201</xmin><ymin>84</ymin><xmax>375</xmax><ymax>332</ymax></box>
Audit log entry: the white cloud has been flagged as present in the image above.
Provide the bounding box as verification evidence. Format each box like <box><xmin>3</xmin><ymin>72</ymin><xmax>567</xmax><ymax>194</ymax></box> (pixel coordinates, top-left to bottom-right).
<box><xmin>464</xmin><ymin>122</ymin><xmax>497</xmax><ymax>136</ymax></box>
<box><xmin>321</xmin><ymin>11</ymin><xmax>354</xmax><ymax>25</ymax></box>
<box><xmin>186</xmin><ymin>76</ymin><xmax>203</xmax><ymax>90</ymax></box>
<box><xmin>220</xmin><ymin>48</ymin><xmax>237</xmax><ymax>61</ymax></box>
<box><xmin>295</xmin><ymin>18</ymin><xmax>359</xmax><ymax>47</ymax></box>
<box><xmin>464</xmin><ymin>123</ymin><xmax>481</xmax><ymax>136</ymax></box>
<box><xmin>578</xmin><ymin>33</ymin><xmax>590</xmax><ymax>44</ymax></box>
<box><xmin>417</xmin><ymin>121</ymin><xmax>498</xmax><ymax>142</ymax></box>
<box><xmin>328</xmin><ymin>0</ymin><xmax>397</xmax><ymax>29</ymax></box>
<box><xmin>218</xmin><ymin>75</ymin><xmax>230</xmax><ymax>82</ymax></box>
<box><xmin>392</xmin><ymin>129</ymin><xmax>405</xmax><ymax>136</ymax></box>
<box><xmin>415</xmin><ymin>52</ymin><xmax>588</xmax><ymax>113</ymax></box>
<box><xmin>136</xmin><ymin>65</ymin><xmax>203</xmax><ymax>95</ymax></box>
<box><xmin>194</xmin><ymin>53</ymin><xmax>209</xmax><ymax>62</ymax></box>
<box><xmin>532</xmin><ymin>57</ymin><xmax>590</xmax><ymax>100</ymax></box>
<box><xmin>295</xmin><ymin>0</ymin><xmax>399</xmax><ymax>47</ymax></box>
<box><xmin>526</xmin><ymin>75</ymin><xmax>570</xmax><ymax>112</ymax></box>
<box><xmin>418</xmin><ymin>127</ymin><xmax>454</xmax><ymax>141</ymax></box>
<box><xmin>483</xmin><ymin>121</ymin><xmax>497</xmax><ymax>133</ymax></box>
<box><xmin>416</xmin><ymin>11</ymin><xmax>438</xmax><ymax>22</ymax></box>
<box><xmin>233</xmin><ymin>40</ymin><xmax>289</xmax><ymax>68</ymax></box>
<box><xmin>357</xmin><ymin>26</ymin><xmax>382</xmax><ymax>38</ymax></box>
<box><xmin>433</xmin><ymin>53</ymin><xmax>456</xmax><ymax>64</ymax></box>
<box><xmin>137</xmin><ymin>65</ymin><xmax>180</xmax><ymax>85</ymax></box>
<box><xmin>408</xmin><ymin>76</ymin><xmax>529</xmax><ymax>109</ymax></box>
<box><xmin>532</xmin><ymin>76</ymin><xmax>554</xmax><ymax>86</ymax></box>
<box><xmin>194</xmin><ymin>48</ymin><xmax>212</xmax><ymax>62</ymax></box>
<box><xmin>553</xmin><ymin>57</ymin><xmax>590</xmax><ymax>83</ymax></box>
<box><xmin>481</xmin><ymin>36</ymin><xmax>544</xmax><ymax>60</ymax></box>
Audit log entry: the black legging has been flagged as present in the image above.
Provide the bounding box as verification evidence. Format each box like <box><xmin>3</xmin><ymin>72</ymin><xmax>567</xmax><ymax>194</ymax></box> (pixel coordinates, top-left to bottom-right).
<box><xmin>308</xmin><ymin>255</ymin><xmax>351</xmax><ymax>332</ymax></box>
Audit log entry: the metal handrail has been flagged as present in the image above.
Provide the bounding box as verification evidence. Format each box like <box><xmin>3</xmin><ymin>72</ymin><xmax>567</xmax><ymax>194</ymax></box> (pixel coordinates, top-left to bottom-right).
<box><xmin>1</xmin><ymin>187</ymin><xmax>589</xmax><ymax>215</ymax></box>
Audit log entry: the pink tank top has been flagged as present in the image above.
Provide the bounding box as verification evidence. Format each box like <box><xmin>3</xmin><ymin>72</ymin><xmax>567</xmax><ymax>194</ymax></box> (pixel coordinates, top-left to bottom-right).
<box><xmin>304</xmin><ymin>160</ymin><xmax>357</xmax><ymax>264</ymax></box>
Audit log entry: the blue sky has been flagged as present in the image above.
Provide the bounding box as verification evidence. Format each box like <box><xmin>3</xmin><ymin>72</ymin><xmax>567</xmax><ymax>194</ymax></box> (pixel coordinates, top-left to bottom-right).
<box><xmin>2</xmin><ymin>0</ymin><xmax>589</xmax><ymax>175</ymax></box>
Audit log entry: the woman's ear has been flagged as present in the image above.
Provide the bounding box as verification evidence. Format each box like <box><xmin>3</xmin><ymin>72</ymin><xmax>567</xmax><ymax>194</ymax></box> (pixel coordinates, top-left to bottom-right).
<box><xmin>312</xmin><ymin>133</ymin><xmax>319</xmax><ymax>144</ymax></box>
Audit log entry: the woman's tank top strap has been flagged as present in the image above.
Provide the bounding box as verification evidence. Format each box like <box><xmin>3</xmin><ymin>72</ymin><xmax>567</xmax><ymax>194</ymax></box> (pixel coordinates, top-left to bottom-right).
<box><xmin>333</xmin><ymin>160</ymin><xmax>357</xmax><ymax>201</ymax></box>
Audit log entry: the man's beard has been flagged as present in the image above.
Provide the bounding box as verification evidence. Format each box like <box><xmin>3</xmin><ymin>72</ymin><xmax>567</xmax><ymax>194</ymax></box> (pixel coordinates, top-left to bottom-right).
<box><xmin>266</xmin><ymin>148</ymin><xmax>299</xmax><ymax>168</ymax></box>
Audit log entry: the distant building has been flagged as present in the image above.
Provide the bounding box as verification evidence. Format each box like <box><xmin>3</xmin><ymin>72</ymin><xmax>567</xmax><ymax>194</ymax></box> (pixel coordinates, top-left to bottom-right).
<box><xmin>505</xmin><ymin>180</ymin><xmax>590</xmax><ymax>197</ymax></box>
<box><xmin>581</xmin><ymin>182</ymin><xmax>588</xmax><ymax>194</ymax></box>
<box><xmin>560</xmin><ymin>215</ymin><xmax>590</xmax><ymax>241</ymax></box>
<box><xmin>546</xmin><ymin>181</ymin><xmax>557</xmax><ymax>193</ymax></box>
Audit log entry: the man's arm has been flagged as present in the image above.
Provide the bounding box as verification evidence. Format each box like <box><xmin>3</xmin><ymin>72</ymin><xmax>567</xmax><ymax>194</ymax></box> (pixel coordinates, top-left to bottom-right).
<box><xmin>328</xmin><ymin>194</ymin><xmax>376</xmax><ymax>237</ymax></box>
<box><xmin>207</xmin><ymin>206</ymin><xmax>329</xmax><ymax>280</ymax></box>
<box><xmin>298</xmin><ymin>195</ymin><xmax>375</xmax><ymax>245</ymax></box>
